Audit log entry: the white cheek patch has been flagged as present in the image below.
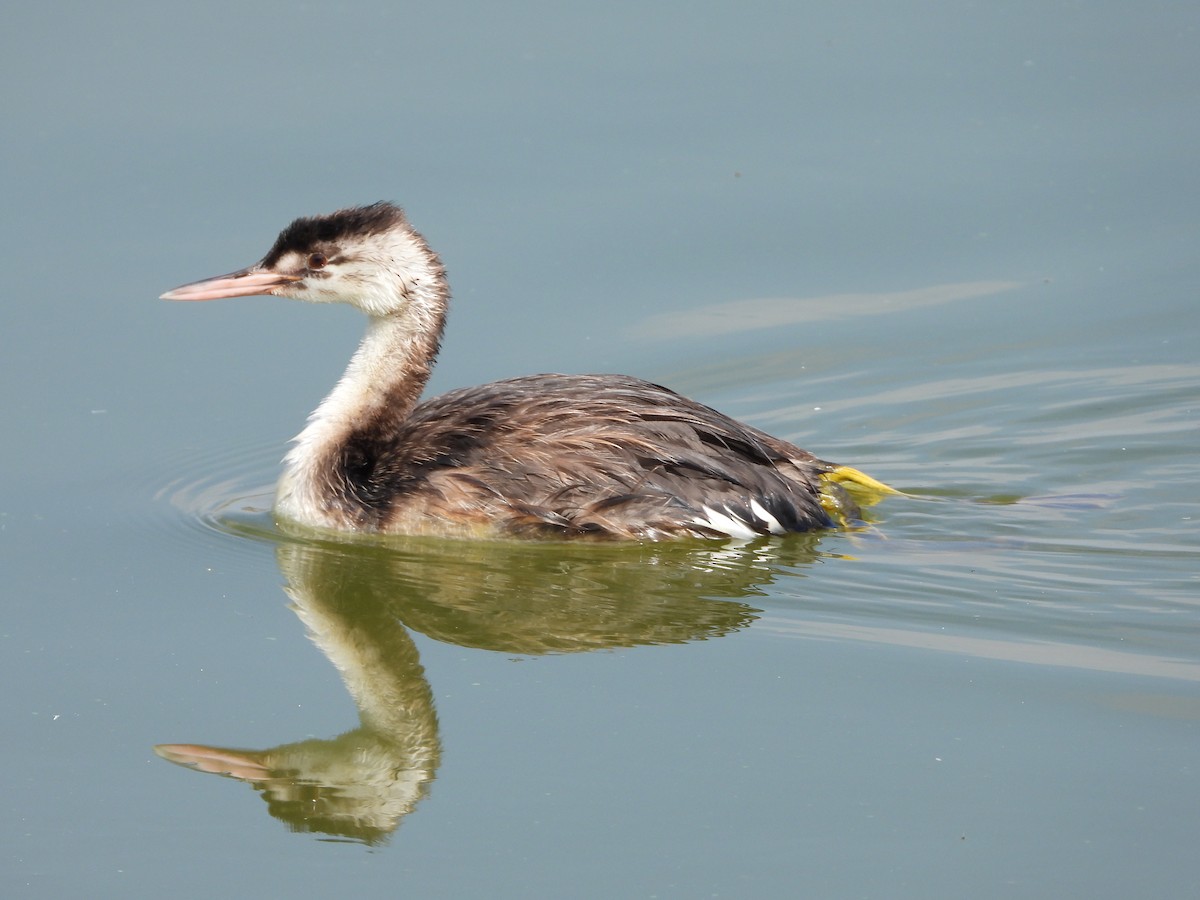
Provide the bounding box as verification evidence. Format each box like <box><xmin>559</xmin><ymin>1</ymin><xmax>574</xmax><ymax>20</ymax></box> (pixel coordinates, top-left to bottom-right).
<box><xmin>331</xmin><ymin>230</ymin><xmax>442</xmax><ymax>317</ymax></box>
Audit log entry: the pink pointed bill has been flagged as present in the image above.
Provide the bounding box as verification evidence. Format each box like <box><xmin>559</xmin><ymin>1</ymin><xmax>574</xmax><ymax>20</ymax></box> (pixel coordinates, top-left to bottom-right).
<box><xmin>160</xmin><ymin>267</ymin><xmax>302</xmax><ymax>301</ymax></box>
<box><xmin>154</xmin><ymin>743</ymin><xmax>273</xmax><ymax>779</ymax></box>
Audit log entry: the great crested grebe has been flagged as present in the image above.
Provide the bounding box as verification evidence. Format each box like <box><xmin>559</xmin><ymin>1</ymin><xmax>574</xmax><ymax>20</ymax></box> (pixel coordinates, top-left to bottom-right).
<box><xmin>162</xmin><ymin>202</ymin><xmax>892</xmax><ymax>540</ymax></box>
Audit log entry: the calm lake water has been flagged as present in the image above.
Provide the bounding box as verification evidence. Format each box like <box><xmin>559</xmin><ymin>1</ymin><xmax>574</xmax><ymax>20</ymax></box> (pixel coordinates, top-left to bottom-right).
<box><xmin>4</xmin><ymin>2</ymin><xmax>1198</xmax><ymax>897</ymax></box>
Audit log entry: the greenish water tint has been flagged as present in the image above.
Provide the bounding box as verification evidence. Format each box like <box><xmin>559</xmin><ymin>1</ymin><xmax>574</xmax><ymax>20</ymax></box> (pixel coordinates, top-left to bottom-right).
<box><xmin>4</xmin><ymin>1</ymin><xmax>1199</xmax><ymax>897</ymax></box>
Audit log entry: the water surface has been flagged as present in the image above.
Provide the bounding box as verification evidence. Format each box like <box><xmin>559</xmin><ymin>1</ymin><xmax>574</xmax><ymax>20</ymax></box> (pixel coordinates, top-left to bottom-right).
<box><xmin>3</xmin><ymin>2</ymin><xmax>1198</xmax><ymax>897</ymax></box>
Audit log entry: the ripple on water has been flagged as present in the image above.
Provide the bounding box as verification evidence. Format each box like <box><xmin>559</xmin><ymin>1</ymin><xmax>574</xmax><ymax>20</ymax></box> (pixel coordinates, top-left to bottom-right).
<box><xmin>150</xmin><ymin>437</ymin><xmax>283</xmax><ymax>561</ymax></box>
<box><xmin>143</xmin><ymin>352</ymin><xmax>1198</xmax><ymax>678</ymax></box>
<box><xmin>712</xmin><ymin>354</ymin><xmax>1200</xmax><ymax>681</ymax></box>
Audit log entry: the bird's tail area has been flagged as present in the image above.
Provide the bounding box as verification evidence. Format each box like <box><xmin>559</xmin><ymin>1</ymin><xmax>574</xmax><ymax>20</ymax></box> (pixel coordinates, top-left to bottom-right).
<box><xmin>817</xmin><ymin>465</ymin><xmax>900</xmax><ymax>526</ymax></box>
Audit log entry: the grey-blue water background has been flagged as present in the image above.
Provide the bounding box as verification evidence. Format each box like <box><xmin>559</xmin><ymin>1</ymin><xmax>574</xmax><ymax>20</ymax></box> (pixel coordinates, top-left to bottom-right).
<box><xmin>3</xmin><ymin>2</ymin><xmax>1198</xmax><ymax>897</ymax></box>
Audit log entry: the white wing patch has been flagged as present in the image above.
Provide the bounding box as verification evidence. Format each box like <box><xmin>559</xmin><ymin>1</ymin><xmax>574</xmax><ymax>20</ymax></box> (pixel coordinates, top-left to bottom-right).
<box><xmin>749</xmin><ymin>499</ymin><xmax>786</xmax><ymax>534</ymax></box>
<box><xmin>691</xmin><ymin>499</ymin><xmax>791</xmax><ymax>539</ymax></box>
<box><xmin>691</xmin><ymin>505</ymin><xmax>766</xmax><ymax>540</ymax></box>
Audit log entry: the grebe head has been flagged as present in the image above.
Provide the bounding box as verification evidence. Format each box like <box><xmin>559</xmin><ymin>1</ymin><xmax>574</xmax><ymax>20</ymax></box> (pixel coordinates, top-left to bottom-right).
<box><xmin>160</xmin><ymin>202</ymin><xmax>446</xmax><ymax>318</ymax></box>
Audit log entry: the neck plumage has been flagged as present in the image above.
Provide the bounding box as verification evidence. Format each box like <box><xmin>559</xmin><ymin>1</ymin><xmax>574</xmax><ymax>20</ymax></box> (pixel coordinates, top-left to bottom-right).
<box><xmin>276</xmin><ymin>272</ymin><xmax>448</xmax><ymax>530</ymax></box>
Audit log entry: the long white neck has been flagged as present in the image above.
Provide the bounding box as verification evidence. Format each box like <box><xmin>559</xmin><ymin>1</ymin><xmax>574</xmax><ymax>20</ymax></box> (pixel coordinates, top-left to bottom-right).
<box><xmin>295</xmin><ymin>314</ymin><xmax>433</xmax><ymax>456</ymax></box>
<box><xmin>275</xmin><ymin>283</ymin><xmax>447</xmax><ymax>530</ymax></box>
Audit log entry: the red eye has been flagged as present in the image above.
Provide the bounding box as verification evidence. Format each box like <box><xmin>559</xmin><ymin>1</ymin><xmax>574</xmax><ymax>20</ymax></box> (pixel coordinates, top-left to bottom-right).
<box><xmin>307</xmin><ymin>252</ymin><xmax>328</xmax><ymax>269</ymax></box>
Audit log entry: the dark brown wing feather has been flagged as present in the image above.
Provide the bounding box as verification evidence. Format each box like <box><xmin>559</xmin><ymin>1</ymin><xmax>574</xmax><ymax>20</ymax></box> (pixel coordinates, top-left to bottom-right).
<box><xmin>337</xmin><ymin>374</ymin><xmax>842</xmax><ymax>538</ymax></box>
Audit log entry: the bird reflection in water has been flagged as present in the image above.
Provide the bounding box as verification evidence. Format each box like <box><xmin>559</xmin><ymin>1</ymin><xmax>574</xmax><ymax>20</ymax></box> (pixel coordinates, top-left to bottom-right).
<box><xmin>156</xmin><ymin>532</ymin><xmax>826</xmax><ymax>843</ymax></box>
